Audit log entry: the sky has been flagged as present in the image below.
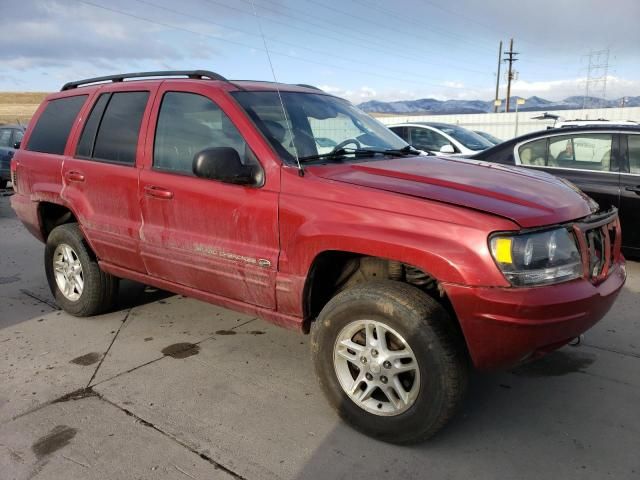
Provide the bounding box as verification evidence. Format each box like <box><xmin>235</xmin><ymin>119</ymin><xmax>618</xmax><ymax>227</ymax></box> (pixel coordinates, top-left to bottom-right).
<box><xmin>1</xmin><ymin>0</ymin><xmax>639</xmax><ymax>103</ymax></box>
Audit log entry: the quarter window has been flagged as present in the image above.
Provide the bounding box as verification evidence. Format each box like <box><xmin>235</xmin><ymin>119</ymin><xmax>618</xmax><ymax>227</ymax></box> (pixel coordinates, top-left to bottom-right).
<box><xmin>26</xmin><ymin>95</ymin><xmax>87</xmax><ymax>155</ymax></box>
<box><xmin>92</xmin><ymin>92</ymin><xmax>149</xmax><ymax>165</ymax></box>
<box><xmin>628</xmin><ymin>135</ymin><xmax>640</xmax><ymax>174</ymax></box>
<box><xmin>389</xmin><ymin>126</ymin><xmax>408</xmax><ymax>142</ymax></box>
<box><xmin>518</xmin><ymin>138</ymin><xmax>547</xmax><ymax>166</ymax></box>
<box><xmin>153</xmin><ymin>92</ymin><xmax>251</xmax><ymax>175</ymax></box>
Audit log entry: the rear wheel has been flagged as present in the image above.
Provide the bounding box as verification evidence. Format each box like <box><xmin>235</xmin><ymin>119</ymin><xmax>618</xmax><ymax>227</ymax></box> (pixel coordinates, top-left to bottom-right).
<box><xmin>45</xmin><ymin>223</ymin><xmax>118</xmax><ymax>316</ymax></box>
<box><xmin>311</xmin><ymin>281</ymin><xmax>468</xmax><ymax>444</ymax></box>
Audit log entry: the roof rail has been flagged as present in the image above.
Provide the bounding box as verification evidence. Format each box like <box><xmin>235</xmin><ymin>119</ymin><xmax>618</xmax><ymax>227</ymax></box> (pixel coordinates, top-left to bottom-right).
<box><xmin>296</xmin><ymin>84</ymin><xmax>323</xmax><ymax>91</ymax></box>
<box><xmin>61</xmin><ymin>70</ymin><xmax>227</xmax><ymax>91</ymax></box>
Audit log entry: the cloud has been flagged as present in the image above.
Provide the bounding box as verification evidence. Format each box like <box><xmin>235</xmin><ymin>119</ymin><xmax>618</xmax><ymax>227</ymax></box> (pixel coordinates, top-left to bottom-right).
<box><xmin>0</xmin><ymin>0</ymin><xmax>222</xmax><ymax>71</ymax></box>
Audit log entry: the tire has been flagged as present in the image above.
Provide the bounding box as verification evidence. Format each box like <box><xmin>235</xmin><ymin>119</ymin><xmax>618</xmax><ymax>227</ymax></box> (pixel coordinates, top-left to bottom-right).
<box><xmin>1</xmin><ymin>178</ymin><xmax>9</xmax><ymax>189</ymax></box>
<box><xmin>311</xmin><ymin>280</ymin><xmax>468</xmax><ymax>444</ymax></box>
<box><xmin>45</xmin><ymin>223</ymin><xmax>118</xmax><ymax>316</ymax></box>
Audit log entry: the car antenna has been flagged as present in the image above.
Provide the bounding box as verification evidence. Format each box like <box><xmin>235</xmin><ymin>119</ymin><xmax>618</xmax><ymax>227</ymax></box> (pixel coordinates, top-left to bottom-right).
<box><xmin>250</xmin><ymin>0</ymin><xmax>304</xmax><ymax>177</ymax></box>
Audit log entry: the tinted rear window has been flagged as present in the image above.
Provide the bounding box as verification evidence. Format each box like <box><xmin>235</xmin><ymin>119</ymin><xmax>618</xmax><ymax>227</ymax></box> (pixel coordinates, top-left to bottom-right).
<box><xmin>92</xmin><ymin>92</ymin><xmax>149</xmax><ymax>165</ymax></box>
<box><xmin>26</xmin><ymin>96</ymin><xmax>87</xmax><ymax>155</ymax></box>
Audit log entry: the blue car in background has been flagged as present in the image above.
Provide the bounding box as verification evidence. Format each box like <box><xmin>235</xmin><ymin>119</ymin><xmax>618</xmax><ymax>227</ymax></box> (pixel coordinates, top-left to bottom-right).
<box><xmin>0</xmin><ymin>124</ymin><xmax>25</xmax><ymax>188</ymax></box>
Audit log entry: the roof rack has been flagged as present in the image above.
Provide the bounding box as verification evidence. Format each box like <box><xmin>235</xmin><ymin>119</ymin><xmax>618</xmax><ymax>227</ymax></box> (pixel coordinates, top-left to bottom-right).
<box><xmin>295</xmin><ymin>84</ymin><xmax>323</xmax><ymax>91</ymax></box>
<box><xmin>61</xmin><ymin>70</ymin><xmax>227</xmax><ymax>91</ymax></box>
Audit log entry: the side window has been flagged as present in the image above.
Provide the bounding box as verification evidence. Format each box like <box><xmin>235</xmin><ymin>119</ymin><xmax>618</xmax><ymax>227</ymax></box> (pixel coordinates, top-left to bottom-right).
<box><xmin>518</xmin><ymin>138</ymin><xmax>547</xmax><ymax>166</ymax></box>
<box><xmin>0</xmin><ymin>129</ymin><xmax>12</xmax><ymax>147</ymax></box>
<box><xmin>389</xmin><ymin>126</ymin><xmax>408</xmax><ymax>141</ymax></box>
<box><xmin>628</xmin><ymin>135</ymin><xmax>640</xmax><ymax>174</ymax></box>
<box><xmin>153</xmin><ymin>92</ymin><xmax>251</xmax><ymax>175</ymax></box>
<box><xmin>92</xmin><ymin>92</ymin><xmax>149</xmax><ymax>165</ymax></box>
<box><xmin>548</xmin><ymin>134</ymin><xmax>613</xmax><ymax>171</ymax></box>
<box><xmin>409</xmin><ymin>127</ymin><xmax>449</xmax><ymax>151</ymax></box>
<box><xmin>76</xmin><ymin>93</ymin><xmax>110</xmax><ymax>158</ymax></box>
<box><xmin>26</xmin><ymin>95</ymin><xmax>87</xmax><ymax>155</ymax></box>
<box><xmin>13</xmin><ymin>129</ymin><xmax>24</xmax><ymax>144</ymax></box>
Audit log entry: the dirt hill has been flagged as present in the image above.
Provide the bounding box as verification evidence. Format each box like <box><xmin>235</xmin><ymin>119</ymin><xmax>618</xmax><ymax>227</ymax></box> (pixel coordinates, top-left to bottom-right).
<box><xmin>0</xmin><ymin>92</ymin><xmax>49</xmax><ymax>125</ymax></box>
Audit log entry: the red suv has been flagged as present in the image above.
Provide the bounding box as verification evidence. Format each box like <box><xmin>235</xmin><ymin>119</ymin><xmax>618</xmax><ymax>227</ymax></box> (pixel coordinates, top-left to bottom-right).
<box><xmin>11</xmin><ymin>71</ymin><xmax>626</xmax><ymax>444</ymax></box>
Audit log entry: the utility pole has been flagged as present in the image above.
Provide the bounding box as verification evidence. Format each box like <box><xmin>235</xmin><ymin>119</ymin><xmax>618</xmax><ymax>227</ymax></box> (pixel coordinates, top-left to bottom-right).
<box><xmin>493</xmin><ymin>40</ymin><xmax>502</xmax><ymax>113</ymax></box>
<box><xmin>503</xmin><ymin>38</ymin><xmax>519</xmax><ymax>112</ymax></box>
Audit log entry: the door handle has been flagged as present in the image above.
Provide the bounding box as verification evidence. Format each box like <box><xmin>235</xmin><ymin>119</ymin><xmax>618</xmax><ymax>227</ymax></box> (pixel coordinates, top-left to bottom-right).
<box><xmin>65</xmin><ymin>171</ymin><xmax>85</xmax><ymax>182</ymax></box>
<box><xmin>144</xmin><ymin>185</ymin><xmax>174</xmax><ymax>199</ymax></box>
<box><xmin>625</xmin><ymin>185</ymin><xmax>640</xmax><ymax>195</ymax></box>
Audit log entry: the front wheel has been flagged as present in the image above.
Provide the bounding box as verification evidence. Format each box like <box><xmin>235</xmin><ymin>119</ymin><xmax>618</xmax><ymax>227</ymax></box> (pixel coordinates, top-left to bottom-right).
<box><xmin>311</xmin><ymin>281</ymin><xmax>468</xmax><ymax>444</ymax></box>
<box><xmin>45</xmin><ymin>223</ymin><xmax>118</xmax><ymax>316</ymax></box>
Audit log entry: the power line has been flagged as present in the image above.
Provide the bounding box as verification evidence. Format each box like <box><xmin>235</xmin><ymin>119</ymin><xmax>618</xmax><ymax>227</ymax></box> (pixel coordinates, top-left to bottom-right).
<box><xmin>75</xmin><ymin>0</ymin><xmax>480</xmax><ymax>90</ymax></box>
<box><xmin>202</xmin><ymin>0</ymin><xmax>493</xmax><ymax>75</ymax></box>
<box><xmin>128</xmin><ymin>0</ymin><xmax>456</xmax><ymax>83</ymax></box>
<box><xmin>314</xmin><ymin>0</ymin><xmax>497</xmax><ymax>54</ymax></box>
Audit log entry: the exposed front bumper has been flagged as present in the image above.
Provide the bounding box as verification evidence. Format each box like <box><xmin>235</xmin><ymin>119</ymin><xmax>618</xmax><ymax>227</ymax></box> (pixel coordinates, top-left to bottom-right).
<box><xmin>443</xmin><ymin>261</ymin><xmax>626</xmax><ymax>371</ymax></box>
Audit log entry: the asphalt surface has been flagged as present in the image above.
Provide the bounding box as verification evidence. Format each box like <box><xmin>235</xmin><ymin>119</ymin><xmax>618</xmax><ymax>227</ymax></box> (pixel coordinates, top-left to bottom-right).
<box><xmin>1</xmin><ymin>191</ymin><xmax>639</xmax><ymax>480</ymax></box>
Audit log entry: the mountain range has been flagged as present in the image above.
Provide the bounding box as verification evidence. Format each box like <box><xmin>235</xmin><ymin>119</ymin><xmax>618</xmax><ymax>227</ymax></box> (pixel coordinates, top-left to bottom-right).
<box><xmin>358</xmin><ymin>95</ymin><xmax>640</xmax><ymax>115</ymax></box>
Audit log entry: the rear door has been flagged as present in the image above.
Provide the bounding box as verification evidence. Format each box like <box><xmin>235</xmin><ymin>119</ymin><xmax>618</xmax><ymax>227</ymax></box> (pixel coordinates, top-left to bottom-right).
<box><xmin>20</xmin><ymin>94</ymin><xmax>89</xmax><ymax>203</ymax></box>
<box><xmin>61</xmin><ymin>84</ymin><xmax>156</xmax><ymax>272</ymax></box>
<box><xmin>138</xmin><ymin>83</ymin><xmax>279</xmax><ymax>308</ymax></box>
<box><xmin>516</xmin><ymin>132</ymin><xmax>620</xmax><ymax>212</ymax></box>
<box><xmin>620</xmin><ymin>133</ymin><xmax>640</xmax><ymax>254</ymax></box>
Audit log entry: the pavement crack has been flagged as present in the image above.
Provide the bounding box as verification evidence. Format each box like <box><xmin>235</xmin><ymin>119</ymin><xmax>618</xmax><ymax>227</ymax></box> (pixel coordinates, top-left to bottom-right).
<box><xmin>19</xmin><ymin>289</ymin><xmax>59</xmax><ymax>310</ymax></box>
<box><xmin>86</xmin><ymin>308</ymin><xmax>132</xmax><ymax>388</ymax></box>
<box><xmin>11</xmin><ymin>387</ymin><xmax>97</xmax><ymax>422</ymax></box>
<box><xmin>89</xmin><ymin>318</ymin><xmax>257</xmax><ymax>389</ymax></box>
<box><xmin>582</xmin><ymin>342</ymin><xmax>640</xmax><ymax>359</ymax></box>
<box><xmin>96</xmin><ymin>393</ymin><xmax>248</xmax><ymax>480</ymax></box>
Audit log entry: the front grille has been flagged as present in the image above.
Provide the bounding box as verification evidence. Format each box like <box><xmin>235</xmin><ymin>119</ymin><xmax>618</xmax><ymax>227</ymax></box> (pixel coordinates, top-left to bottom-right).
<box><xmin>573</xmin><ymin>208</ymin><xmax>621</xmax><ymax>284</ymax></box>
<box><xmin>11</xmin><ymin>169</ymin><xmax>18</xmax><ymax>190</ymax></box>
<box><xmin>586</xmin><ymin>227</ymin><xmax>605</xmax><ymax>278</ymax></box>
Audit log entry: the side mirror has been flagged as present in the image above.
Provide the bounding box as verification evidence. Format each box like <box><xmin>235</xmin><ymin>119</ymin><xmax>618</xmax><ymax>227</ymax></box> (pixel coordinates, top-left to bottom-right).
<box><xmin>192</xmin><ymin>147</ymin><xmax>257</xmax><ymax>185</ymax></box>
<box><xmin>439</xmin><ymin>144</ymin><xmax>455</xmax><ymax>154</ymax></box>
<box><xmin>13</xmin><ymin>141</ymin><xmax>21</xmax><ymax>149</ymax></box>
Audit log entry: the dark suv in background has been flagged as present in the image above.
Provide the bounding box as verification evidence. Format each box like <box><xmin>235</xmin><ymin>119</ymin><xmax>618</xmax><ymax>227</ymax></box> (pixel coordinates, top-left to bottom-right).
<box><xmin>471</xmin><ymin>125</ymin><xmax>640</xmax><ymax>257</ymax></box>
<box><xmin>0</xmin><ymin>124</ymin><xmax>25</xmax><ymax>188</ymax></box>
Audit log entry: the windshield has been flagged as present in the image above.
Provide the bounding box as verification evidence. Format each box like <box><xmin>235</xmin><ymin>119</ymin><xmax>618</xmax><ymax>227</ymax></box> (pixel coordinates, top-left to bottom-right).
<box><xmin>436</xmin><ymin>124</ymin><xmax>494</xmax><ymax>151</ymax></box>
<box><xmin>232</xmin><ymin>91</ymin><xmax>408</xmax><ymax>163</ymax></box>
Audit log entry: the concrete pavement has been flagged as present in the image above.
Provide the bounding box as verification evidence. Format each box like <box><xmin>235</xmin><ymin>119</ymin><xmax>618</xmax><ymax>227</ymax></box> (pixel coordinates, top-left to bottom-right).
<box><xmin>1</xmin><ymin>193</ymin><xmax>639</xmax><ymax>480</ymax></box>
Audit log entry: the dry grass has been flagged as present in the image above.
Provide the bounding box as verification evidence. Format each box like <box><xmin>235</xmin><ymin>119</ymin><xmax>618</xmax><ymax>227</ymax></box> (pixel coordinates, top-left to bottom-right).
<box><xmin>0</xmin><ymin>92</ymin><xmax>49</xmax><ymax>125</ymax></box>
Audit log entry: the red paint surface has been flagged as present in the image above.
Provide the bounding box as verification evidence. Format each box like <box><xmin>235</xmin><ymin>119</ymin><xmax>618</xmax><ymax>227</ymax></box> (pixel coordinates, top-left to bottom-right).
<box><xmin>11</xmin><ymin>79</ymin><xmax>626</xmax><ymax>371</ymax></box>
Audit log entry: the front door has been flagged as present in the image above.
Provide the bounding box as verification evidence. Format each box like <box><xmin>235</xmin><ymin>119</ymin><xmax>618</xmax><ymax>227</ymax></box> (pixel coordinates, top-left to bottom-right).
<box><xmin>138</xmin><ymin>86</ymin><xmax>279</xmax><ymax>308</ymax></box>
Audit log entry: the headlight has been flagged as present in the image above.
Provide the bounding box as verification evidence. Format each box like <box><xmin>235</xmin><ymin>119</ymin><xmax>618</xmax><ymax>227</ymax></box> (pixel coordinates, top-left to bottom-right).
<box><xmin>489</xmin><ymin>228</ymin><xmax>582</xmax><ymax>286</ymax></box>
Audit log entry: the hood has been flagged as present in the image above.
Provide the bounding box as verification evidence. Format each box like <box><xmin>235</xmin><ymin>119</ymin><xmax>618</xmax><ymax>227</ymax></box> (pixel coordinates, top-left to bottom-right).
<box><xmin>311</xmin><ymin>156</ymin><xmax>596</xmax><ymax>228</ymax></box>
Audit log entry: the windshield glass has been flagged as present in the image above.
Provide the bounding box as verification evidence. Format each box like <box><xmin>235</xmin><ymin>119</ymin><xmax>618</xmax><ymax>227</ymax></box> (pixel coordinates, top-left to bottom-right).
<box><xmin>232</xmin><ymin>91</ymin><xmax>408</xmax><ymax>163</ymax></box>
<box><xmin>436</xmin><ymin>124</ymin><xmax>494</xmax><ymax>151</ymax></box>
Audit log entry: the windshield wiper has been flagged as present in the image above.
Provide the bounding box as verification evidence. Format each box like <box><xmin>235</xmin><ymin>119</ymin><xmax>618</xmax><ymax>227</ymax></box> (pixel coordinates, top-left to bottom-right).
<box><xmin>298</xmin><ymin>148</ymin><xmax>351</xmax><ymax>163</ymax></box>
<box><xmin>298</xmin><ymin>145</ymin><xmax>422</xmax><ymax>164</ymax></box>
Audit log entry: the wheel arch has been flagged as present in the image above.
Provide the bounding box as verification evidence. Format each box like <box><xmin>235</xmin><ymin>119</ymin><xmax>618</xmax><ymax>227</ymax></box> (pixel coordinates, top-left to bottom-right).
<box><xmin>301</xmin><ymin>249</ymin><xmax>468</xmax><ymax>357</ymax></box>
